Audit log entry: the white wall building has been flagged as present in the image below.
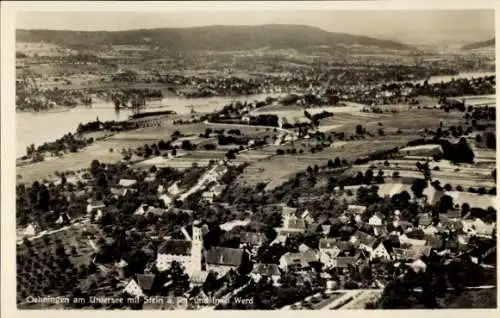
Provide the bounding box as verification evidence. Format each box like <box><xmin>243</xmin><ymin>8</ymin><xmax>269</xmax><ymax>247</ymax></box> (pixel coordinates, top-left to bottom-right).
<box><xmin>156</xmin><ymin>221</ymin><xmax>203</xmax><ymax>277</ymax></box>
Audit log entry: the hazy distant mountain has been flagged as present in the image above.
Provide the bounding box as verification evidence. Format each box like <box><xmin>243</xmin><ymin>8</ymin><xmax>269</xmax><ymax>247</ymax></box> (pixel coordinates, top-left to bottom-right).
<box><xmin>462</xmin><ymin>38</ymin><xmax>495</xmax><ymax>50</ymax></box>
<box><xmin>17</xmin><ymin>24</ymin><xmax>415</xmax><ymax>52</ymax></box>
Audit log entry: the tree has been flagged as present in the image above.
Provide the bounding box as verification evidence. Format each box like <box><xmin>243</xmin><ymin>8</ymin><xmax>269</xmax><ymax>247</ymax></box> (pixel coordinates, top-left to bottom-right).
<box><xmin>334</xmin><ymin>157</ymin><xmax>341</xmax><ymax>167</ymax></box>
<box><xmin>485</xmin><ymin>132</ymin><xmax>496</xmax><ymax>149</ymax></box>
<box><xmin>364</xmin><ymin>169</ymin><xmax>374</xmax><ymax>184</ymax></box>
<box><xmin>204</xmin><ymin>128</ymin><xmax>213</xmax><ymax>138</ymax></box>
<box><xmin>444</xmin><ymin>184</ymin><xmax>452</xmax><ymax>191</ymax></box>
<box><xmin>355</xmin><ymin>125</ymin><xmax>364</xmax><ymax>135</ymax></box>
<box><xmin>226</xmin><ymin>150</ymin><xmax>236</xmax><ymax>160</ymax></box>
<box><xmin>165</xmin><ymin>261</ymin><xmax>190</xmax><ymax>296</ymax></box>
<box><xmin>203</xmin><ymin>143</ymin><xmax>216</xmax><ymax>150</ymax></box>
<box><xmin>181</xmin><ymin>140</ymin><xmax>194</xmax><ymax>151</ymax></box>
<box><xmin>437</xmin><ymin>195</ymin><xmax>454</xmax><ymax>214</ymax></box>
<box><xmin>461</xmin><ymin>203</ymin><xmax>470</xmax><ymax>217</ymax></box>
<box><xmin>392</xmin><ymin>171</ymin><xmax>400</xmax><ymax>179</ymax></box>
<box><xmin>411</xmin><ymin>179</ymin><xmax>427</xmax><ymax>198</ymax></box>
<box><xmin>144</xmin><ymin>144</ymin><xmax>152</xmax><ymax>158</ymax></box>
<box><xmin>90</xmin><ymin>159</ymin><xmax>100</xmax><ymax>176</ymax></box>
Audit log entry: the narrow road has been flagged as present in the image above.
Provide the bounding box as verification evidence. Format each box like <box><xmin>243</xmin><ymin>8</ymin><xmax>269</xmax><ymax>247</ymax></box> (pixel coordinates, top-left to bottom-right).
<box><xmin>205</xmin><ymin>121</ymin><xmax>297</xmax><ymax>136</ymax></box>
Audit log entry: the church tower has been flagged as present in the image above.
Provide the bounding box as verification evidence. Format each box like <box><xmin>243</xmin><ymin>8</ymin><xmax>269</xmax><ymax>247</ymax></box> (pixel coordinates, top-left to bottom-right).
<box><xmin>190</xmin><ymin>220</ymin><xmax>203</xmax><ymax>275</ymax></box>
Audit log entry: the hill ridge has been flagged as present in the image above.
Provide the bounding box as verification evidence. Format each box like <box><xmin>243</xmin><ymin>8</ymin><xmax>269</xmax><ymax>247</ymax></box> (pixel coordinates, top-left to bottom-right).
<box><xmin>462</xmin><ymin>38</ymin><xmax>495</xmax><ymax>50</ymax></box>
<box><xmin>16</xmin><ymin>24</ymin><xmax>415</xmax><ymax>52</ymax></box>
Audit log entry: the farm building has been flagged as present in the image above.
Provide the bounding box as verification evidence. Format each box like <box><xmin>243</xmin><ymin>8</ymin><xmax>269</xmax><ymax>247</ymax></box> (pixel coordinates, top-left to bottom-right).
<box><xmin>399</xmin><ymin>144</ymin><xmax>443</xmax><ymax>157</ymax></box>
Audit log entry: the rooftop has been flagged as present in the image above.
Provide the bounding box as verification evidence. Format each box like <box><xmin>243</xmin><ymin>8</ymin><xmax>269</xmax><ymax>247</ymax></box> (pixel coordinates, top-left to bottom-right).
<box><xmin>205</xmin><ymin>247</ymin><xmax>244</xmax><ymax>267</ymax></box>
<box><xmin>158</xmin><ymin>239</ymin><xmax>192</xmax><ymax>256</ymax></box>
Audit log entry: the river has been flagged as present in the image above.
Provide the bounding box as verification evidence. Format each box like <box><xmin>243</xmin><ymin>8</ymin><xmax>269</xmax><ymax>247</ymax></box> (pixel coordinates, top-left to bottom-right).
<box><xmin>16</xmin><ymin>93</ymin><xmax>285</xmax><ymax>158</ymax></box>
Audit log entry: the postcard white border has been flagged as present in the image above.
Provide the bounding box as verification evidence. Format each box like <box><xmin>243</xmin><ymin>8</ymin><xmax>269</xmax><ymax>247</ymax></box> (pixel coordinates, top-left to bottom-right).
<box><xmin>2</xmin><ymin>1</ymin><xmax>499</xmax><ymax>318</ymax></box>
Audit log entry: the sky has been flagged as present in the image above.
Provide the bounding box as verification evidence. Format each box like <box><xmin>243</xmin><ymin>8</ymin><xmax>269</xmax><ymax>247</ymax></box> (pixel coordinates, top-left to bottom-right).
<box><xmin>16</xmin><ymin>9</ymin><xmax>495</xmax><ymax>45</ymax></box>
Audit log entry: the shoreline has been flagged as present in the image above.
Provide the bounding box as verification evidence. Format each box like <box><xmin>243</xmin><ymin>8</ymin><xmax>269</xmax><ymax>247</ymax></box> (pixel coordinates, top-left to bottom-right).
<box><xmin>16</xmin><ymin>106</ymin><xmax>74</xmax><ymax>114</ymax></box>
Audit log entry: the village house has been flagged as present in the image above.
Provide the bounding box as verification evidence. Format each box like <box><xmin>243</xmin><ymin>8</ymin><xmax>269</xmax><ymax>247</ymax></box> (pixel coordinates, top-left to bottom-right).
<box><xmin>55</xmin><ymin>212</ymin><xmax>71</xmax><ymax>225</ymax></box>
<box><xmin>110</xmin><ymin>187</ymin><xmax>128</xmax><ymax>198</ymax></box>
<box><xmin>410</xmin><ymin>259</ymin><xmax>427</xmax><ymax>273</ymax></box>
<box><xmin>239</xmin><ymin>231</ymin><xmax>266</xmax><ymax>248</ymax></box>
<box><xmin>399</xmin><ymin>144</ymin><xmax>444</xmax><ymax>157</ymax></box>
<box><xmin>134</xmin><ymin>204</ymin><xmax>167</xmax><ymax>216</ymax></box>
<box><xmin>461</xmin><ymin>218</ymin><xmax>496</xmax><ymax>237</ymax></box>
<box><xmin>136</xmin><ymin>273</ymin><xmax>157</xmax><ymax>295</ymax></box>
<box><xmin>118</xmin><ymin>178</ymin><xmax>137</xmax><ymax>188</ymax></box>
<box><xmin>418</xmin><ymin>213</ymin><xmax>434</xmax><ymax>227</ymax></box>
<box><xmin>123</xmin><ymin>277</ymin><xmax>144</xmax><ymax>298</ymax></box>
<box><xmin>157</xmin><ymin>184</ymin><xmax>165</xmax><ymax>194</ymax></box>
<box><xmin>201</xmin><ymin>184</ymin><xmax>226</xmax><ymax>203</ymax></box>
<box><xmin>274</xmin><ymin>206</ymin><xmax>306</xmax><ymax>235</ymax></box>
<box><xmin>300</xmin><ymin>209</ymin><xmax>316</xmax><ymax>225</ymax></box>
<box><xmin>318</xmin><ymin>239</ymin><xmax>357</xmax><ymax>268</ymax></box>
<box><xmin>115</xmin><ymin>259</ymin><xmax>128</xmax><ymax>278</ymax></box>
<box><xmin>319</xmin><ymin>238</ymin><xmax>341</xmax><ymax>254</ymax></box>
<box><xmin>144</xmin><ymin>174</ymin><xmax>156</xmax><ymax>183</ymax></box>
<box><xmin>251</xmin><ymin>263</ymin><xmax>281</xmax><ymax>285</ymax></box>
<box><xmin>205</xmin><ymin>246</ymin><xmax>245</xmax><ymax>277</ymax></box>
<box><xmin>422</xmin><ymin>224</ymin><xmax>441</xmax><ymax>236</ymax></box>
<box><xmin>86</xmin><ymin>200</ymin><xmax>105</xmax><ymax>214</ymax></box>
<box><xmin>346</xmin><ymin>204</ymin><xmax>367</xmax><ymax>215</ymax></box>
<box><xmin>369</xmin><ymin>241</ymin><xmax>392</xmax><ymax>262</ymax></box>
<box><xmin>368</xmin><ymin>212</ymin><xmax>385</xmax><ymax>226</ymax></box>
<box><xmin>279</xmin><ymin>250</ymin><xmax>319</xmax><ymax>272</ymax></box>
<box><xmin>168</xmin><ymin>182</ymin><xmax>182</xmax><ymax>196</ymax></box>
<box><xmin>22</xmin><ymin>223</ymin><xmax>39</xmax><ymax>237</ymax></box>
<box><xmin>349</xmin><ymin>230</ymin><xmax>377</xmax><ymax>251</ymax></box>
<box><xmin>156</xmin><ymin>221</ymin><xmax>203</xmax><ymax>277</ymax></box>
<box><xmin>399</xmin><ymin>233</ymin><xmax>427</xmax><ymax>247</ymax></box>
<box><xmin>159</xmin><ymin>194</ymin><xmax>173</xmax><ymax>207</ymax></box>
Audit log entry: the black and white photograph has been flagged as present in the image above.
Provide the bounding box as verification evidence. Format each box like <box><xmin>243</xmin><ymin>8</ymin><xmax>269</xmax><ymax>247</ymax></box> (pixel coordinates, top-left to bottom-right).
<box><xmin>2</xmin><ymin>1</ymin><xmax>498</xmax><ymax>312</ymax></box>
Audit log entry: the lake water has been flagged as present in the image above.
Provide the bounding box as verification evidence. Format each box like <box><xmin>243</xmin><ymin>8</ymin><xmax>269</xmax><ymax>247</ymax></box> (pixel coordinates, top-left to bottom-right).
<box><xmin>16</xmin><ymin>93</ymin><xmax>285</xmax><ymax>157</ymax></box>
<box><xmin>15</xmin><ymin>71</ymin><xmax>495</xmax><ymax>158</ymax></box>
<box><xmin>415</xmin><ymin>71</ymin><xmax>495</xmax><ymax>85</ymax></box>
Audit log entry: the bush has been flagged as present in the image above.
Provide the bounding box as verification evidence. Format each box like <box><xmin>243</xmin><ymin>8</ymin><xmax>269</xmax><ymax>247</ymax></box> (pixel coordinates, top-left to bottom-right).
<box><xmin>456</xmin><ymin>185</ymin><xmax>463</xmax><ymax>192</ymax></box>
<box><xmin>203</xmin><ymin>143</ymin><xmax>217</xmax><ymax>150</ymax></box>
<box><xmin>444</xmin><ymin>184</ymin><xmax>452</xmax><ymax>191</ymax></box>
<box><xmin>392</xmin><ymin>171</ymin><xmax>400</xmax><ymax>179</ymax></box>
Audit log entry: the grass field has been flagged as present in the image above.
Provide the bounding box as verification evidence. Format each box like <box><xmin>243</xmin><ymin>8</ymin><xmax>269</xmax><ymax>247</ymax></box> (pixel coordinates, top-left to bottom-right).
<box><xmin>318</xmin><ymin>108</ymin><xmax>464</xmax><ymax>135</ymax></box>
<box><xmin>437</xmin><ymin>289</ymin><xmax>497</xmax><ymax>308</ymax></box>
<box><xmin>17</xmin><ymin>139</ymin><xmax>146</xmax><ymax>184</ymax></box>
<box><xmin>110</xmin><ymin>121</ymin><xmax>280</xmax><ymax>141</ymax></box>
<box><xmin>238</xmin><ymin>133</ymin><xmax>423</xmax><ymax>189</ymax></box>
